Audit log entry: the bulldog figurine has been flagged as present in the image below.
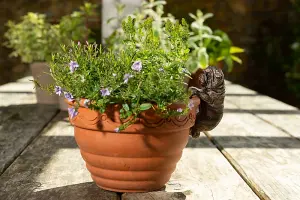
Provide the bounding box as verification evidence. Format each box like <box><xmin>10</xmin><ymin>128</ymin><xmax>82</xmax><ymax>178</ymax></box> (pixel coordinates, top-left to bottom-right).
<box><xmin>188</xmin><ymin>66</ymin><xmax>226</xmax><ymax>138</ymax></box>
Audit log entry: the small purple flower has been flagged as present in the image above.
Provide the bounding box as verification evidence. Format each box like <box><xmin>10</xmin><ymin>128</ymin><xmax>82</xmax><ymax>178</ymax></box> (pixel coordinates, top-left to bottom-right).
<box><xmin>112</xmin><ymin>73</ymin><xmax>117</xmax><ymax>77</ymax></box>
<box><xmin>68</xmin><ymin>107</ymin><xmax>78</xmax><ymax>119</ymax></box>
<box><xmin>54</xmin><ymin>86</ymin><xmax>63</xmax><ymax>96</ymax></box>
<box><xmin>188</xmin><ymin>100</ymin><xmax>195</xmax><ymax>110</ymax></box>
<box><xmin>131</xmin><ymin>61</ymin><xmax>142</xmax><ymax>72</ymax></box>
<box><xmin>64</xmin><ymin>92</ymin><xmax>74</xmax><ymax>102</ymax></box>
<box><xmin>69</xmin><ymin>61</ymin><xmax>79</xmax><ymax>73</ymax></box>
<box><xmin>159</xmin><ymin>68</ymin><xmax>164</xmax><ymax>72</ymax></box>
<box><xmin>83</xmin><ymin>99</ymin><xmax>90</xmax><ymax>108</ymax></box>
<box><xmin>177</xmin><ymin>108</ymin><xmax>183</xmax><ymax>113</ymax></box>
<box><xmin>78</xmin><ymin>41</ymin><xmax>81</xmax><ymax>46</ymax></box>
<box><xmin>100</xmin><ymin>88</ymin><xmax>111</xmax><ymax>97</ymax></box>
<box><xmin>114</xmin><ymin>127</ymin><xmax>120</xmax><ymax>133</ymax></box>
<box><xmin>123</xmin><ymin>74</ymin><xmax>133</xmax><ymax>84</ymax></box>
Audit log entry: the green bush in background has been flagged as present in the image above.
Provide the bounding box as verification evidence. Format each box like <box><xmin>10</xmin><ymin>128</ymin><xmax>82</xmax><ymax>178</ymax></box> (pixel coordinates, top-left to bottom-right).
<box><xmin>4</xmin><ymin>2</ymin><xmax>97</xmax><ymax>64</ymax></box>
<box><xmin>106</xmin><ymin>0</ymin><xmax>244</xmax><ymax>73</ymax></box>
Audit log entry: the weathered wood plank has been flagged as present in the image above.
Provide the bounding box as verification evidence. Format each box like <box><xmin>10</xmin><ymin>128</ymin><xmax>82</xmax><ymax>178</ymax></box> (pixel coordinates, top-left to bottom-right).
<box><xmin>123</xmin><ymin>136</ymin><xmax>259</xmax><ymax>200</ymax></box>
<box><xmin>225</xmin><ymin>82</ymin><xmax>300</xmax><ymax>138</ymax></box>
<box><xmin>0</xmin><ymin>76</ymin><xmax>58</xmax><ymax>174</ymax></box>
<box><xmin>208</xmin><ymin>100</ymin><xmax>300</xmax><ymax>200</ymax></box>
<box><xmin>0</xmin><ymin>104</ymin><xmax>57</xmax><ymax>174</ymax></box>
<box><xmin>0</xmin><ymin>76</ymin><xmax>36</xmax><ymax>106</ymax></box>
<box><xmin>0</xmin><ymin>112</ymin><xmax>119</xmax><ymax>200</ymax></box>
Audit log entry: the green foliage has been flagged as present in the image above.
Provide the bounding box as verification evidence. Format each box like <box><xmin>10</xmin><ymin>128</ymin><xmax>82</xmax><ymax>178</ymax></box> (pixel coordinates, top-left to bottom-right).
<box><xmin>4</xmin><ymin>2</ymin><xmax>97</xmax><ymax>63</ymax></box>
<box><xmin>46</xmin><ymin>17</ymin><xmax>191</xmax><ymax>131</ymax></box>
<box><xmin>105</xmin><ymin>0</ymin><xmax>175</xmax><ymax>52</ymax></box>
<box><xmin>106</xmin><ymin>0</ymin><xmax>244</xmax><ymax>73</ymax></box>
<box><xmin>207</xmin><ymin>30</ymin><xmax>244</xmax><ymax>72</ymax></box>
<box><xmin>4</xmin><ymin>13</ymin><xmax>58</xmax><ymax>63</ymax></box>
<box><xmin>59</xmin><ymin>2</ymin><xmax>97</xmax><ymax>44</ymax></box>
<box><xmin>186</xmin><ymin>10</ymin><xmax>222</xmax><ymax>72</ymax></box>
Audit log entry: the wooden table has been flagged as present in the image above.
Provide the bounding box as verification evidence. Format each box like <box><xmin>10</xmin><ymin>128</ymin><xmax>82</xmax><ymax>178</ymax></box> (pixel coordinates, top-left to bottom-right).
<box><xmin>0</xmin><ymin>77</ymin><xmax>299</xmax><ymax>200</ymax></box>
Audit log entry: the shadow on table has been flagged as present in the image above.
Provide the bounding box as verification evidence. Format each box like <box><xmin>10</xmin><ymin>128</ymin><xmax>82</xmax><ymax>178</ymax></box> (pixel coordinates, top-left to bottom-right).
<box><xmin>186</xmin><ymin>136</ymin><xmax>300</xmax><ymax>148</ymax></box>
<box><xmin>2</xmin><ymin>182</ymin><xmax>118</xmax><ymax>200</ymax></box>
<box><xmin>224</xmin><ymin>108</ymin><xmax>300</xmax><ymax>115</ymax></box>
<box><xmin>122</xmin><ymin>191</ymin><xmax>186</xmax><ymax>200</ymax></box>
<box><xmin>226</xmin><ymin>93</ymin><xmax>261</xmax><ymax>97</ymax></box>
<box><xmin>27</xmin><ymin>182</ymin><xmax>186</xmax><ymax>200</ymax></box>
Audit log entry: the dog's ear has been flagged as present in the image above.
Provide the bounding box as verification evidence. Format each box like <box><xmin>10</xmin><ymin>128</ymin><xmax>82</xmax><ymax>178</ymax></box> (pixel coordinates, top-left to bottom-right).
<box><xmin>188</xmin><ymin>68</ymin><xmax>205</xmax><ymax>89</ymax></box>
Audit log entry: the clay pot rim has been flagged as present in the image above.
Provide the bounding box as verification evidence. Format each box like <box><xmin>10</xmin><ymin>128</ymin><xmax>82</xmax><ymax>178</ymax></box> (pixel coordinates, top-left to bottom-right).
<box><xmin>65</xmin><ymin>96</ymin><xmax>200</xmax><ymax>112</ymax></box>
<box><xmin>66</xmin><ymin>96</ymin><xmax>200</xmax><ymax>133</ymax></box>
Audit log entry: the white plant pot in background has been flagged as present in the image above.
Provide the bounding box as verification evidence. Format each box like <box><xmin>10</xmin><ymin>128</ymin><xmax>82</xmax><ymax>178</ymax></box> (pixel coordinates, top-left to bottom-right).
<box><xmin>59</xmin><ymin>96</ymin><xmax>68</xmax><ymax>111</ymax></box>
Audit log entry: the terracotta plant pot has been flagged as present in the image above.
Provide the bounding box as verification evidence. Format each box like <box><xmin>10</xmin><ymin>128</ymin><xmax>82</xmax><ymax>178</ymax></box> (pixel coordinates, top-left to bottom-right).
<box><xmin>30</xmin><ymin>62</ymin><xmax>58</xmax><ymax>105</ymax></box>
<box><xmin>68</xmin><ymin>97</ymin><xmax>200</xmax><ymax>192</ymax></box>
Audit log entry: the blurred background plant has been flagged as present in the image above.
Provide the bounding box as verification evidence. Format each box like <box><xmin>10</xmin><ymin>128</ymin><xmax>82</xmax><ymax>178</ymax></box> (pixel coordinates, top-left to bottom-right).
<box><xmin>3</xmin><ymin>2</ymin><xmax>97</xmax><ymax>64</ymax></box>
<box><xmin>105</xmin><ymin>0</ymin><xmax>244</xmax><ymax>73</ymax></box>
<box><xmin>59</xmin><ymin>2</ymin><xmax>98</xmax><ymax>45</ymax></box>
<box><xmin>186</xmin><ymin>10</ymin><xmax>244</xmax><ymax>72</ymax></box>
<box><xmin>4</xmin><ymin>12</ymin><xmax>58</xmax><ymax>63</ymax></box>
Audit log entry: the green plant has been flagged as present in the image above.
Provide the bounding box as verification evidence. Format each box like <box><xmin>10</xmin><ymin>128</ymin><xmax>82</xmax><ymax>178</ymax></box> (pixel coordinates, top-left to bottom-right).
<box><xmin>4</xmin><ymin>12</ymin><xmax>59</xmax><ymax>63</ymax></box>
<box><xmin>186</xmin><ymin>10</ymin><xmax>222</xmax><ymax>72</ymax></box>
<box><xmin>106</xmin><ymin>0</ymin><xmax>175</xmax><ymax>52</ymax></box>
<box><xmin>207</xmin><ymin>30</ymin><xmax>244</xmax><ymax>72</ymax></box>
<box><xmin>4</xmin><ymin>2</ymin><xmax>97</xmax><ymax>63</ymax></box>
<box><xmin>187</xmin><ymin>10</ymin><xmax>244</xmax><ymax>73</ymax></box>
<box><xmin>106</xmin><ymin>0</ymin><xmax>244</xmax><ymax>73</ymax></box>
<box><xmin>38</xmin><ymin>16</ymin><xmax>193</xmax><ymax>131</ymax></box>
<box><xmin>59</xmin><ymin>2</ymin><xmax>98</xmax><ymax>44</ymax></box>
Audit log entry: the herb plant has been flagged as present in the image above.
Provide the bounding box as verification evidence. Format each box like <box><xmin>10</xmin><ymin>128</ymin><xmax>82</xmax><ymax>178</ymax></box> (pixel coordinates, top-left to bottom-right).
<box><xmin>206</xmin><ymin>30</ymin><xmax>244</xmax><ymax>72</ymax></box>
<box><xmin>106</xmin><ymin>0</ymin><xmax>244</xmax><ymax>73</ymax></box>
<box><xmin>43</xmin><ymin>17</ymin><xmax>193</xmax><ymax>131</ymax></box>
<box><xmin>186</xmin><ymin>10</ymin><xmax>222</xmax><ymax>72</ymax></box>
<box><xmin>4</xmin><ymin>2</ymin><xmax>97</xmax><ymax>63</ymax></box>
<box><xmin>4</xmin><ymin>12</ymin><xmax>59</xmax><ymax>63</ymax></box>
<box><xmin>106</xmin><ymin>0</ymin><xmax>175</xmax><ymax>52</ymax></box>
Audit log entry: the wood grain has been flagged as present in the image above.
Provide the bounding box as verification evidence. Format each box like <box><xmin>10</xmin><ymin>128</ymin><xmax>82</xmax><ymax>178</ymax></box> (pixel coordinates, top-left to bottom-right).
<box><xmin>225</xmin><ymin>83</ymin><xmax>300</xmax><ymax>138</ymax></box>
<box><xmin>0</xmin><ymin>77</ymin><xmax>57</xmax><ymax>174</ymax></box>
<box><xmin>0</xmin><ymin>112</ymin><xmax>119</xmax><ymax>200</ymax></box>
<box><xmin>208</xmin><ymin>100</ymin><xmax>300</xmax><ymax>200</ymax></box>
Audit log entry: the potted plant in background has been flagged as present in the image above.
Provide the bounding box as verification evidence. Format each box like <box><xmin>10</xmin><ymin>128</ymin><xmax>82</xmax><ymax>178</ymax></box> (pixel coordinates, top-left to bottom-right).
<box><xmin>187</xmin><ymin>10</ymin><xmax>244</xmax><ymax>73</ymax></box>
<box><xmin>38</xmin><ymin>16</ymin><xmax>200</xmax><ymax>192</ymax></box>
<box><xmin>4</xmin><ymin>2</ymin><xmax>97</xmax><ymax>108</ymax></box>
<box><xmin>106</xmin><ymin>0</ymin><xmax>244</xmax><ymax>74</ymax></box>
<box><xmin>4</xmin><ymin>12</ymin><xmax>59</xmax><ymax>104</ymax></box>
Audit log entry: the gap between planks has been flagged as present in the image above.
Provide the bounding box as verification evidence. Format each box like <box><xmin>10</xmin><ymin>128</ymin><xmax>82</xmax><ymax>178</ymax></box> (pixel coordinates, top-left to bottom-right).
<box><xmin>204</xmin><ymin>131</ymin><xmax>271</xmax><ymax>200</ymax></box>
